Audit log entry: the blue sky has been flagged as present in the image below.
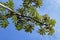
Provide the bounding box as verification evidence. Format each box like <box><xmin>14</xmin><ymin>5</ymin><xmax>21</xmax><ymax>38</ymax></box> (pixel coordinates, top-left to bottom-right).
<box><xmin>0</xmin><ymin>0</ymin><xmax>60</xmax><ymax>40</ymax></box>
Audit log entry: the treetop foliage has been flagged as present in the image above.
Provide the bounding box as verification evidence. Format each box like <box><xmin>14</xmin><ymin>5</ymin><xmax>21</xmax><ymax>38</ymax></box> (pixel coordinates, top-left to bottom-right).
<box><xmin>0</xmin><ymin>0</ymin><xmax>56</xmax><ymax>35</ymax></box>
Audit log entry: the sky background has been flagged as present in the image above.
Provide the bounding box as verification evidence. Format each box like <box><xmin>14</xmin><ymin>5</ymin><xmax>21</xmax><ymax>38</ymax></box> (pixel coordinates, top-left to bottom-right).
<box><xmin>0</xmin><ymin>0</ymin><xmax>60</xmax><ymax>40</ymax></box>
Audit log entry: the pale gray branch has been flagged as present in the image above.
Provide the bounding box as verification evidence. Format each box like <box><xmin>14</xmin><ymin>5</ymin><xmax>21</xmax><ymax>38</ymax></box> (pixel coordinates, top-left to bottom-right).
<box><xmin>0</xmin><ymin>3</ymin><xmax>20</xmax><ymax>15</ymax></box>
<box><xmin>0</xmin><ymin>3</ymin><xmax>47</xmax><ymax>26</ymax></box>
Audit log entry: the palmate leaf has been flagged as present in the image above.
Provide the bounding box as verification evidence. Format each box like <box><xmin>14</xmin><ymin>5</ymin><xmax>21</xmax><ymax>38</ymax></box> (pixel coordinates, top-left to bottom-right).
<box><xmin>17</xmin><ymin>7</ymin><xmax>27</xmax><ymax>16</ymax></box>
<box><xmin>15</xmin><ymin>24</ymin><xmax>23</xmax><ymax>31</ymax></box>
<box><xmin>24</xmin><ymin>24</ymin><xmax>34</xmax><ymax>33</ymax></box>
<box><xmin>28</xmin><ymin>7</ymin><xmax>37</xmax><ymax>17</ymax></box>
<box><xmin>42</xmin><ymin>14</ymin><xmax>50</xmax><ymax>22</ymax></box>
<box><xmin>0</xmin><ymin>19</ymin><xmax>9</xmax><ymax>28</ymax></box>
<box><xmin>33</xmin><ymin>0</ymin><xmax>43</xmax><ymax>7</ymax></box>
<box><xmin>12</xmin><ymin>15</ymin><xmax>17</xmax><ymax>22</ymax></box>
<box><xmin>23</xmin><ymin>0</ymin><xmax>42</xmax><ymax>8</ymax></box>
<box><xmin>50</xmin><ymin>19</ymin><xmax>56</xmax><ymax>26</ymax></box>
<box><xmin>0</xmin><ymin>6</ymin><xmax>5</xmax><ymax>11</ymax></box>
<box><xmin>12</xmin><ymin>15</ymin><xmax>23</xmax><ymax>30</ymax></box>
<box><xmin>48</xmin><ymin>28</ymin><xmax>55</xmax><ymax>35</ymax></box>
<box><xmin>38</xmin><ymin>28</ymin><xmax>46</xmax><ymax>35</ymax></box>
<box><xmin>34</xmin><ymin>13</ymin><xmax>42</xmax><ymax>20</ymax></box>
<box><xmin>0</xmin><ymin>15</ymin><xmax>9</xmax><ymax>28</ymax></box>
<box><xmin>6</xmin><ymin>0</ymin><xmax>14</xmax><ymax>9</ymax></box>
<box><xmin>28</xmin><ymin>6</ymin><xmax>42</xmax><ymax>20</ymax></box>
<box><xmin>23</xmin><ymin>0</ymin><xmax>30</xmax><ymax>7</ymax></box>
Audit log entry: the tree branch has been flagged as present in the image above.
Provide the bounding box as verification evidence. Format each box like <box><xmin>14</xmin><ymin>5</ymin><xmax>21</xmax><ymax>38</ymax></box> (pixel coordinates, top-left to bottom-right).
<box><xmin>0</xmin><ymin>3</ymin><xmax>13</xmax><ymax>12</ymax></box>
<box><xmin>0</xmin><ymin>3</ymin><xmax>47</xmax><ymax>26</ymax></box>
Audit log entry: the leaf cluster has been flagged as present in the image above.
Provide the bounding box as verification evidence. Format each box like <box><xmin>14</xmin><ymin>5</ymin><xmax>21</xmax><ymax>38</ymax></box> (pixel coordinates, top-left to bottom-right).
<box><xmin>0</xmin><ymin>0</ymin><xmax>56</xmax><ymax>35</ymax></box>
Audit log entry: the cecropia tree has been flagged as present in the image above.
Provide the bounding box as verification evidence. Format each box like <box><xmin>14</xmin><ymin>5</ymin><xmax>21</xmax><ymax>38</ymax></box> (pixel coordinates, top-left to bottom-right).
<box><xmin>0</xmin><ymin>0</ymin><xmax>56</xmax><ymax>35</ymax></box>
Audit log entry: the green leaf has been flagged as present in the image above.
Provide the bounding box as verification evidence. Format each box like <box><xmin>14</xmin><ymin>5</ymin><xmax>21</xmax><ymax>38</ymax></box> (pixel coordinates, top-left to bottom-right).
<box><xmin>24</xmin><ymin>24</ymin><xmax>34</xmax><ymax>33</ymax></box>
<box><xmin>50</xmin><ymin>19</ymin><xmax>56</xmax><ymax>26</ymax></box>
<box><xmin>1</xmin><ymin>19</ymin><xmax>9</xmax><ymax>28</ymax></box>
<box><xmin>28</xmin><ymin>7</ymin><xmax>42</xmax><ymax>20</ymax></box>
<box><xmin>23</xmin><ymin>0</ymin><xmax>31</xmax><ymax>8</ymax></box>
<box><xmin>12</xmin><ymin>15</ymin><xmax>18</xmax><ymax>23</ymax></box>
<box><xmin>48</xmin><ymin>28</ymin><xmax>55</xmax><ymax>35</ymax></box>
<box><xmin>7</xmin><ymin>0</ymin><xmax>14</xmax><ymax>9</ymax></box>
<box><xmin>33</xmin><ymin>0</ymin><xmax>43</xmax><ymax>7</ymax></box>
<box><xmin>15</xmin><ymin>24</ymin><xmax>23</xmax><ymax>31</ymax></box>
<box><xmin>0</xmin><ymin>6</ymin><xmax>5</xmax><ymax>11</ymax></box>
<box><xmin>38</xmin><ymin>28</ymin><xmax>46</xmax><ymax>35</ymax></box>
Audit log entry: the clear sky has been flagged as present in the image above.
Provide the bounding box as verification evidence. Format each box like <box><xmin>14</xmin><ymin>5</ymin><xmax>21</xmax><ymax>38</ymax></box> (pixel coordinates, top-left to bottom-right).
<box><xmin>0</xmin><ymin>0</ymin><xmax>60</xmax><ymax>40</ymax></box>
